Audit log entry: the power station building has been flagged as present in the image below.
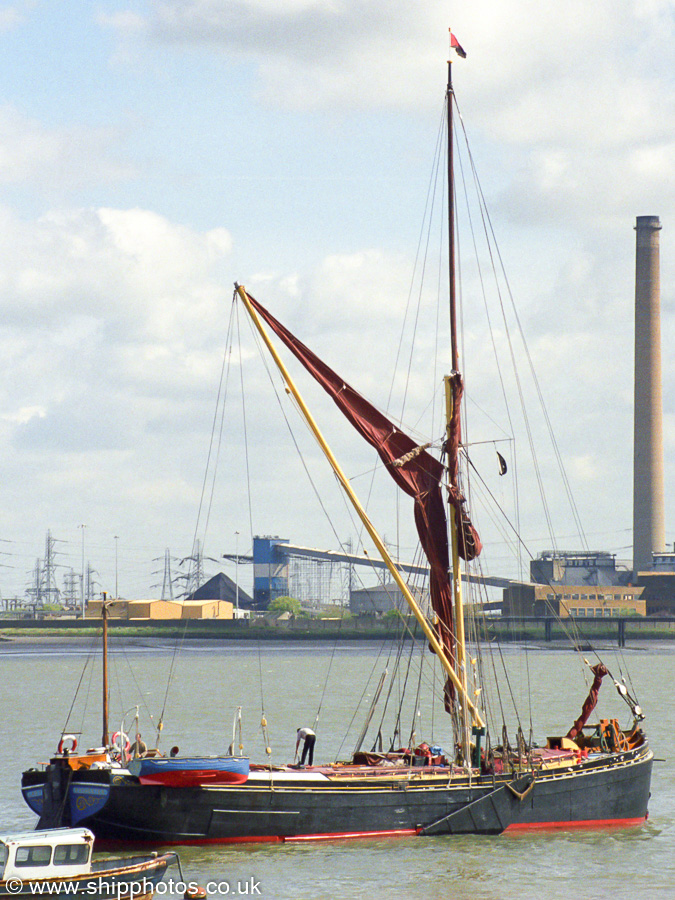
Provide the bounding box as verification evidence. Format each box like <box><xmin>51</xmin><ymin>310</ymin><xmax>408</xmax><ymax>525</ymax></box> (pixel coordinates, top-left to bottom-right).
<box><xmin>502</xmin><ymin>583</ymin><xmax>646</xmax><ymax>619</ymax></box>
<box><xmin>530</xmin><ymin>551</ymin><xmax>631</xmax><ymax>587</ymax></box>
<box><xmin>502</xmin><ymin>551</ymin><xmax>645</xmax><ymax>618</ymax></box>
<box><xmin>634</xmin><ymin>549</ymin><xmax>675</xmax><ymax>615</ymax></box>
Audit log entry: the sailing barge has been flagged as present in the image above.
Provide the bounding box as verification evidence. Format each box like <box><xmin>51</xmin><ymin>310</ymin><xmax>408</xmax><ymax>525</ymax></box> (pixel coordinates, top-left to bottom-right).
<box><xmin>21</xmin><ymin>48</ymin><xmax>652</xmax><ymax>843</ymax></box>
<box><xmin>22</xmin><ymin>723</ymin><xmax>652</xmax><ymax>841</ymax></box>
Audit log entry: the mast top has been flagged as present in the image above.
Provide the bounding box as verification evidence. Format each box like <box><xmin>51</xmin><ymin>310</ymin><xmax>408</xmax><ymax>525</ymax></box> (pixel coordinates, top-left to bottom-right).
<box><xmin>446</xmin><ymin>30</ymin><xmax>466</xmax><ymax>373</ymax></box>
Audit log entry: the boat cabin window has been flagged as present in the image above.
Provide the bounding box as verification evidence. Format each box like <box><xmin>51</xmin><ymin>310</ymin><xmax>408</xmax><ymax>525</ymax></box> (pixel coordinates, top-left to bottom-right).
<box><xmin>0</xmin><ymin>844</ymin><xmax>8</xmax><ymax>879</ymax></box>
<box><xmin>54</xmin><ymin>844</ymin><xmax>89</xmax><ymax>866</ymax></box>
<box><xmin>15</xmin><ymin>846</ymin><xmax>52</xmax><ymax>867</ymax></box>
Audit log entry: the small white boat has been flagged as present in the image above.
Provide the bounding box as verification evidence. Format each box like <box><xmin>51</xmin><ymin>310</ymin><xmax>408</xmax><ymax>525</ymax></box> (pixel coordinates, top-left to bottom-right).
<box><xmin>0</xmin><ymin>828</ymin><xmax>177</xmax><ymax>899</ymax></box>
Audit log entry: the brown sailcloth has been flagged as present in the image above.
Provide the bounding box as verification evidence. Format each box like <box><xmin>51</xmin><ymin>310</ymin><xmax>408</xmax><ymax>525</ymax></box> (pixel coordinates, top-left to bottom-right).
<box><xmin>566</xmin><ymin>663</ymin><xmax>609</xmax><ymax>740</ymax></box>
<box><xmin>243</xmin><ymin>291</ymin><xmax>482</xmax><ymax>705</ymax></box>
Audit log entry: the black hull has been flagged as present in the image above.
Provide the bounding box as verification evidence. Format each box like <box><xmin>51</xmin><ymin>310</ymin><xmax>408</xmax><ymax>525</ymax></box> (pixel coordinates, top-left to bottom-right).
<box><xmin>22</xmin><ymin>747</ymin><xmax>653</xmax><ymax>843</ymax></box>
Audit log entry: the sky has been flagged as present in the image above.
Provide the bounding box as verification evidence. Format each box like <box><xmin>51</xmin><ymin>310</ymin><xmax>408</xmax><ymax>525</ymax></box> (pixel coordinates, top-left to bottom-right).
<box><xmin>0</xmin><ymin>0</ymin><xmax>673</xmax><ymax>603</ymax></box>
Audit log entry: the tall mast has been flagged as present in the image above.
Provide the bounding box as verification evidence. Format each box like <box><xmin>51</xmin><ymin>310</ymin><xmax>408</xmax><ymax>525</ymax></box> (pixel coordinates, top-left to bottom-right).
<box><xmin>102</xmin><ymin>591</ymin><xmax>110</xmax><ymax>746</ymax></box>
<box><xmin>445</xmin><ymin>56</ymin><xmax>472</xmax><ymax>763</ymax></box>
<box><xmin>447</xmin><ymin>60</ymin><xmax>459</xmax><ymax>371</ymax></box>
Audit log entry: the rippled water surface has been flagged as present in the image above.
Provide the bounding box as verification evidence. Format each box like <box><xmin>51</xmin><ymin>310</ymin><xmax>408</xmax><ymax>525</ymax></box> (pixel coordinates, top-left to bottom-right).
<box><xmin>1</xmin><ymin>636</ymin><xmax>672</xmax><ymax>899</ymax></box>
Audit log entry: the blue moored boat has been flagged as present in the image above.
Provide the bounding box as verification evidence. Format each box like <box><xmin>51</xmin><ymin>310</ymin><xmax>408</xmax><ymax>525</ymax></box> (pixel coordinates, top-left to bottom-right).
<box><xmin>128</xmin><ymin>756</ymin><xmax>250</xmax><ymax>786</ymax></box>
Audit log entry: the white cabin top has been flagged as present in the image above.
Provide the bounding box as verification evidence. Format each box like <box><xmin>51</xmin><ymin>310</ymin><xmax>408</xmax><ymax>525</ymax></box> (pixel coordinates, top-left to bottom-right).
<box><xmin>0</xmin><ymin>828</ymin><xmax>94</xmax><ymax>881</ymax></box>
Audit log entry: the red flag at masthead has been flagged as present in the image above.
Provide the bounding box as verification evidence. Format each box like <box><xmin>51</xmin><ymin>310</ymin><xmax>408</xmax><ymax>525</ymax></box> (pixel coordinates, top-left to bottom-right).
<box><xmin>450</xmin><ymin>30</ymin><xmax>467</xmax><ymax>58</ymax></box>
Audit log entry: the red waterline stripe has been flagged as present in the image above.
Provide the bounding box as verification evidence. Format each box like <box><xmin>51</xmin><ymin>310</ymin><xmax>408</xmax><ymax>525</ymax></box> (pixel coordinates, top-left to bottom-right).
<box><xmin>505</xmin><ymin>815</ymin><xmax>647</xmax><ymax>833</ymax></box>
<box><xmin>94</xmin><ymin>816</ymin><xmax>648</xmax><ymax>847</ymax></box>
<box><xmin>284</xmin><ymin>828</ymin><xmax>419</xmax><ymax>842</ymax></box>
<box><xmin>103</xmin><ymin>829</ymin><xmax>419</xmax><ymax>847</ymax></box>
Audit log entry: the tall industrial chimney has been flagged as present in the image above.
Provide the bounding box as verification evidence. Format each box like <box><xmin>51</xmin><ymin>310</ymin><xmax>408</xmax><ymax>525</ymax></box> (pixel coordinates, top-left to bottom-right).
<box><xmin>633</xmin><ymin>215</ymin><xmax>665</xmax><ymax>574</ymax></box>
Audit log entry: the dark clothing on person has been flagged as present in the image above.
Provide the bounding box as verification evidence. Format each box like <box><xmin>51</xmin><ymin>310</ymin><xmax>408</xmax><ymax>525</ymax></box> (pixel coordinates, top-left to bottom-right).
<box><xmin>296</xmin><ymin>727</ymin><xmax>316</xmax><ymax>766</ymax></box>
<box><xmin>130</xmin><ymin>734</ymin><xmax>148</xmax><ymax>758</ymax></box>
<box><xmin>301</xmin><ymin>733</ymin><xmax>316</xmax><ymax>765</ymax></box>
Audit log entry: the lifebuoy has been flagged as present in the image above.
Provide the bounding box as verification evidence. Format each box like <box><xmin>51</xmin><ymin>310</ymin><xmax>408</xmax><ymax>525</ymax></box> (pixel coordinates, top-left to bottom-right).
<box><xmin>111</xmin><ymin>731</ymin><xmax>131</xmax><ymax>753</ymax></box>
<box><xmin>58</xmin><ymin>734</ymin><xmax>78</xmax><ymax>754</ymax></box>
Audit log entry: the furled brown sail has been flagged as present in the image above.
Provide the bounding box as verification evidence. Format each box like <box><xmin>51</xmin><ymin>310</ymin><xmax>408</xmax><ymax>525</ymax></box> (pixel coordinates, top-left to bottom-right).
<box><xmin>242</xmin><ymin>290</ymin><xmax>481</xmax><ymax>688</ymax></box>
<box><xmin>566</xmin><ymin>663</ymin><xmax>609</xmax><ymax>740</ymax></box>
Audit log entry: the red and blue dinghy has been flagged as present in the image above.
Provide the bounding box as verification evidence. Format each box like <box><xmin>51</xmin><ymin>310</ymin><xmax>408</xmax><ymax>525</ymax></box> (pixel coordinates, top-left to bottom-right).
<box><xmin>128</xmin><ymin>756</ymin><xmax>250</xmax><ymax>787</ymax></box>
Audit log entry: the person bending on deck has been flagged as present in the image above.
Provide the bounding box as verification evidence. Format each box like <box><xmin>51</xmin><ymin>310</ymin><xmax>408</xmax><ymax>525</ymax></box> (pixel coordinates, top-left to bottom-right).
<box><xmin>296</xmin><ymin>727</ymin><xmax>316</xmax><ymax>766</ymax></box>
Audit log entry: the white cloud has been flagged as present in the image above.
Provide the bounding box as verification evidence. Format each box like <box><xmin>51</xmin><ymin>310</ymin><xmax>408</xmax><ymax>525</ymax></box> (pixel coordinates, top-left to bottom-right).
<box><xmin>132</xmin><ymin>0</ymin><xmax>675</xmax><ymax>271</ymax></box>
<box><xmin>0</xmin><ymin>206</ymin><xmax>232</xmax><ymax>340</ymax></box>
<box><xmin>0</xmin><ymin>106</ymin><xmax>134</xmax><ymax>190</ymax></box>
<box><xmin>1</xmin><ymin>404</ymin><xmax>45</xmax><ymax>424</ymax></box>
<box><xmin>0</xmin><ymin>202</ymin><xmax>240</xmax><ymax>594</ymax></box>
<box><xmin>0</xmin><ymin>205</ymin><xmax>234</xmax><ymax>459</ymax></box>
<box><xmin>143</xmin><ymin>0</ymin><xmax>675</xmax><ymax>127</ymax></box>
<box><xmin>147</xmin><ymin>0</ymin><xmax>446</xmax><ymax>109</ymax></box>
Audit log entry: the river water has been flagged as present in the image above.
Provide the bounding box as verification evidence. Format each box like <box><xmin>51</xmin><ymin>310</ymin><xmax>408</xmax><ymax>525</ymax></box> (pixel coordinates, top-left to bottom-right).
<box><xmin>0</xmin><ymin>636</ymin><xmax>672</xmax><ymax>899</ymax></box>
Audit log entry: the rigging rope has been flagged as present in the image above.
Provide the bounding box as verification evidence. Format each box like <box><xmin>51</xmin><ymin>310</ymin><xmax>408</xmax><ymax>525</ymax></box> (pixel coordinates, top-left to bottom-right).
<box><xmin>62</xmin><ymin>630</ymin><xmax>99</xmax><ymax>738</ymax></box>
<box><xmin>454</xmin><ymin>93</ymin><xmax>588</xmax><ymax>554</ymax></box>
<box><xmin>234</xmin><ymin>301</ymin><xmax>274</xmax><ymax>761</ymax></box>
<box><xmin>155</xmin><ymin>297</ymin><xmax>238</xmax><ymax>745</ymax></box>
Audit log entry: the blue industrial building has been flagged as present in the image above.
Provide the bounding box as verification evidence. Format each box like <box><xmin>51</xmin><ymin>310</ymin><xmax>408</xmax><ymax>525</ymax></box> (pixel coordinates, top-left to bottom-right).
<box><xmin>253</xmin><ymin>536</ymin><xmax>291</xmax><ymax>608</ymax></box>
